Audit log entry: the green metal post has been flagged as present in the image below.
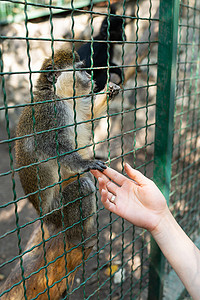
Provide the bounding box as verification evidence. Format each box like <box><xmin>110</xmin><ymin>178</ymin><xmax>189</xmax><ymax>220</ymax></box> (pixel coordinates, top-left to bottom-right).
<box><xmin>147</xmin><ymin>0</ymin><xmax>180</xmax><ymax>299</ymax></box>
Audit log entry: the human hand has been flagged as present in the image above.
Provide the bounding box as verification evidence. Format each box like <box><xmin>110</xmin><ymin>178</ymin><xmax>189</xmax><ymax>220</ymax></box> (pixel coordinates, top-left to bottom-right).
<box><xmin>91</xmin><ymin>163</ymin><xmax>168</xmax><ymax>233</ymax></box>
<box><xmin>93</xmin><ymin>164</ymin><xmax>200</xmax><ymax>300</ymax></box>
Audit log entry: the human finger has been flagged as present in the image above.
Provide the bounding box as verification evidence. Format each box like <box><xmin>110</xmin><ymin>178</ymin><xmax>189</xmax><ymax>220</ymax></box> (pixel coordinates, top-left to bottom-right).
<box><xmin>90</xmin><ymin>169</ymin><xmax>102</xmax><ymax>179</ymax></box>
<box><xmin>98</xmin><ymin>178</ymin><xmax>116</xmax><ymax>203</ymax></box>
<box><xmin>98</xmin><ymin>177</ymin><xmax>107</xmax><ymax>192</ymax></box>
<box><xmin>105</xmin><ymin>190</ymin><xmax>117</xmax><ymax>204</ymax></box>
<box><xmin>125</xmin><ymin>163</ymin><xmax>149</xmax><ymax>186</ymax></box>
<box><xmin>106</xmin><ymin>180</ymin><xmax>119</xmax><ymax>196</ymax></box>
<box><xmin>91</xmin><ymin>169</ymin><xmax>111</xmax><ymax>185</ymax></box>
<box><xmin>102</xmin><ymin>167</ymin><xmax>127</xmax><ymax>186</ymax></box>
<box><xmin>101</xmin><ymin>189</ymin><xmax>117</xmax><ymax>211</ymax></box>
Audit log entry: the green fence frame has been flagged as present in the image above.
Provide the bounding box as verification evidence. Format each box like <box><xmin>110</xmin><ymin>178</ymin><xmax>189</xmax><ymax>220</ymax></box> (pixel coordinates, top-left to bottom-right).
<box><xmin>148</xmin><ymin>0</ymin><xmax>180</xmax><ymax>299</ymax></box>
<box><xmin>0</xmin><ymin>0</ymin><xmax>200</xmax><ymax>299</ymax></box>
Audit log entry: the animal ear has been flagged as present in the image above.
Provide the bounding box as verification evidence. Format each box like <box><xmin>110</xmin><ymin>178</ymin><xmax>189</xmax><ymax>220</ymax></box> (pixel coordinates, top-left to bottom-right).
<box><xmin>46</xmin><ymin>65</ymin><xmax>61</xmax><ymax>83</ymax></box>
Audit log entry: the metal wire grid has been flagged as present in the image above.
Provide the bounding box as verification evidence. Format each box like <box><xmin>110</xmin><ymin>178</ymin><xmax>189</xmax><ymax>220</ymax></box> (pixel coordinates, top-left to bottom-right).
<box><xmin>170</xmin><ymin>0</ymin><xmax>200</xmax><ymax>240</ymax></box>
<box><xmin>1</xmin><ymin>0</ymin><xmax>199</xmax><ymax>299</ymax></box>
<box><xmin>0</xmin><ymin>0</ymin><xmax>157</xmax><ymax>298</ymax></box>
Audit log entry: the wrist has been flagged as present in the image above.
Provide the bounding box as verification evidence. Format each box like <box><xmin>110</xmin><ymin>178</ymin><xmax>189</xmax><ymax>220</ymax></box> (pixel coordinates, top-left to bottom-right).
<box><xmin>149</xmin><ymin>206</ymin><xmax>200</xmax><ymax>300</ymax></box>
<box><xmin>150</xmin><ymin>207</ymin><xmax>175</xmax><ymax>241</ymax></box>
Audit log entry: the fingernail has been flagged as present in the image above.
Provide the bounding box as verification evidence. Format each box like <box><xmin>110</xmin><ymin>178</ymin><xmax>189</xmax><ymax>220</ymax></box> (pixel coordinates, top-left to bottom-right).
<box><xmin>101</xmin><ymin>189</ymin><xmax>106</xmax><ymax>197</ymax></box>
<box><xmin>125</xmin><ymin>162</ymin><xmax>131</xmax><ymax>169</ymax></box>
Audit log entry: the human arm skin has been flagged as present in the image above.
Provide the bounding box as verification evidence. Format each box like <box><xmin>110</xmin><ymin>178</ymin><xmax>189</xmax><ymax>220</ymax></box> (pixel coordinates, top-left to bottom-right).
<box><xmin>91</xmin><ymin>163</ymin><xmax>200</xmax><ymax>299</ymax></box>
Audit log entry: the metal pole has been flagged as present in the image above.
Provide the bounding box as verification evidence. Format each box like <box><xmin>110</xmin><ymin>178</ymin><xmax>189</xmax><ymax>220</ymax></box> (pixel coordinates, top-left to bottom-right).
<box><xmin>148</xmin><ymin>0</ymin><xmax>180</xmax><ymax>299</ymax></box>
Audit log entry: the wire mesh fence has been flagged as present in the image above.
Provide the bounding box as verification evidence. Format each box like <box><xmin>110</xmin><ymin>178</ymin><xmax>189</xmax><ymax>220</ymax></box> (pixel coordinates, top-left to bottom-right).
<box><xmin>0</xmin><ymin>0</ymin><xmax>199</xmax><ymax>299</ymax></box>
<box><xmin>170</xmin><ymin>0</ymin><xmax>200</xmax><ymax>238</ymax></box>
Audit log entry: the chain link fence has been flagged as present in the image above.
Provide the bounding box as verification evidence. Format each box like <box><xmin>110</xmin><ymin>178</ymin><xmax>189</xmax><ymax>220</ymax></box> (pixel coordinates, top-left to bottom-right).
<box><xmin>0</xmin><ymin>0</ymin><xmax>199</xmax><ymax>299</ymax></box>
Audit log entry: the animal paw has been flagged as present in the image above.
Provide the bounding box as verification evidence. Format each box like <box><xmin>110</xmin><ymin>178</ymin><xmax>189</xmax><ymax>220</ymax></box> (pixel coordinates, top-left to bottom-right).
<box><xmin>84</xmin><ymin>160</ymin><xmax>107</xmax><ymax>172</ymax></box>
<box><xmin>108</xmin><ymin>82</ymin><xmax>120</xmax><ymax>99</ymax></box>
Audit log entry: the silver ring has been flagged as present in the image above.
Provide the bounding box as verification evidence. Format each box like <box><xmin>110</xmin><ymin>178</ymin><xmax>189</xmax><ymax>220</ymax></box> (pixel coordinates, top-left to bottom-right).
<box><xmin>110</xmin><ymin>195</ymin><xmax>116</xmax><ymax>203</ymax></box>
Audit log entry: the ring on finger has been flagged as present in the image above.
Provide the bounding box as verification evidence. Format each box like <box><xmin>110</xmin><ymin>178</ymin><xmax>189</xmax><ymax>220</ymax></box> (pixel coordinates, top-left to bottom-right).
<box><xmin>110</xmin><ymin>195</ymin><xmax>116</xmax><ymax>203</ymax></box>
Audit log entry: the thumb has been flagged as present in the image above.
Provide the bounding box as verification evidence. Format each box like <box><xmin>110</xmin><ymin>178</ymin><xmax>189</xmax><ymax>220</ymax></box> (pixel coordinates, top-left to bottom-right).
<box><xmin>124</xmin><ymin>163</ymin><xmax>149</xmax><ymax>186</ymax></box>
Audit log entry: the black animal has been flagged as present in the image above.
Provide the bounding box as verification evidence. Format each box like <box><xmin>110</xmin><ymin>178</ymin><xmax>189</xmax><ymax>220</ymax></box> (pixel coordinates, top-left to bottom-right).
<box><xmin>77</xmin><ymin>9</ymin><xmax>126</xmax><ymax>92</ymax></box>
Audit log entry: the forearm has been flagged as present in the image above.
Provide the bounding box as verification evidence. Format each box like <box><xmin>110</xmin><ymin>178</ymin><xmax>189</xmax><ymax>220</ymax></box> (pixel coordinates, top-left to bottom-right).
<box><xmin>151</xmin><ymin>209</ymin><xmax>200</xmax><ymax>299</ymax></box>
